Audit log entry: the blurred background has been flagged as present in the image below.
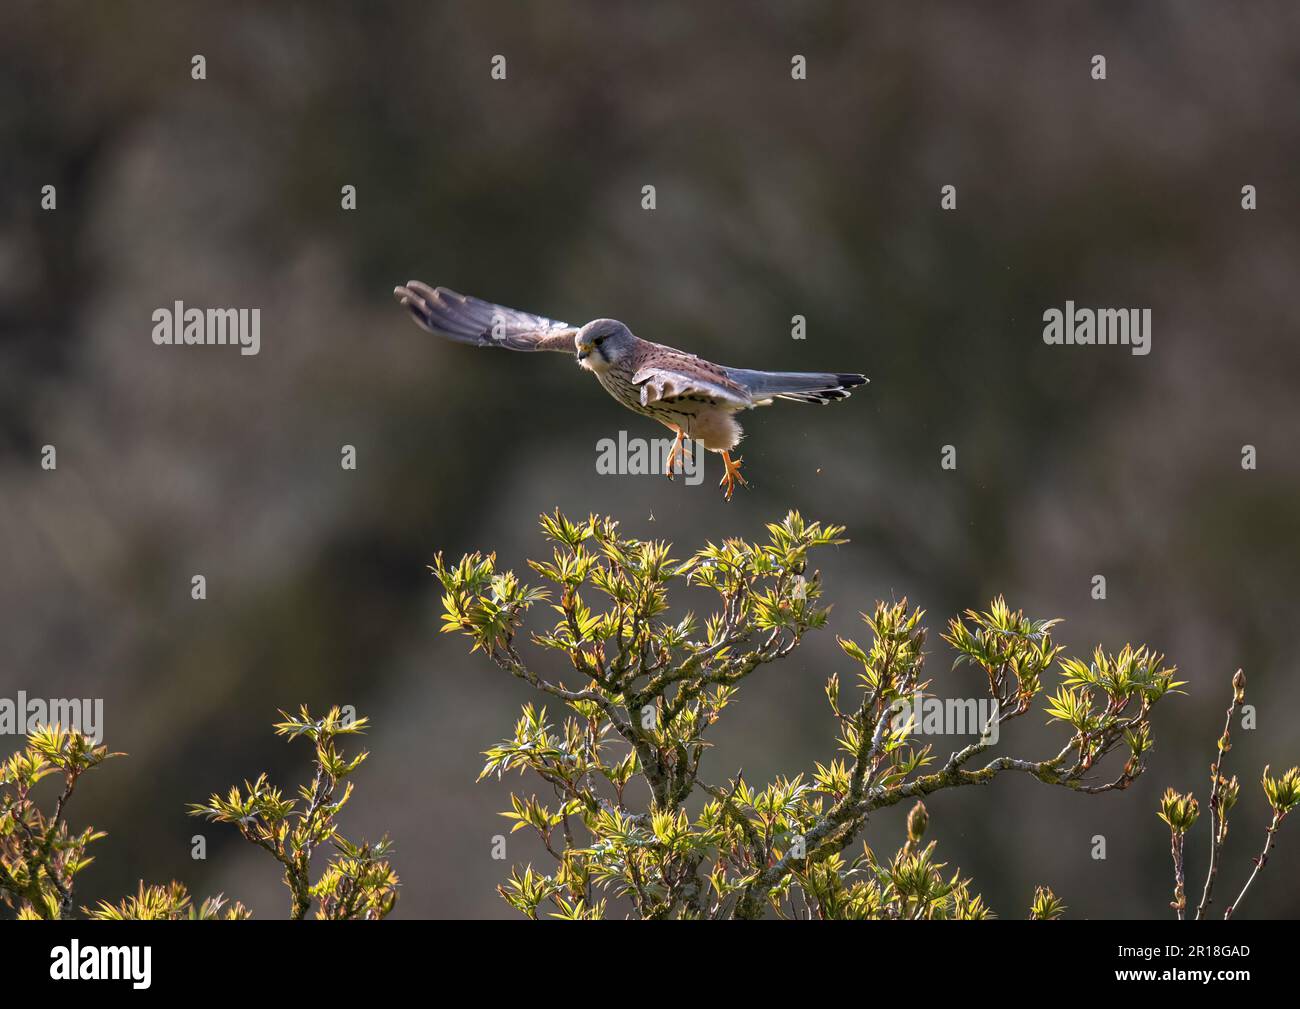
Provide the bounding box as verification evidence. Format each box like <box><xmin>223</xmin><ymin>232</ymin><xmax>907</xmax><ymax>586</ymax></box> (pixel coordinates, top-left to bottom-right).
<box><xmin>2</xmin><ymin>1</ymin><xmax>1298</xmax><ymax>919</ymax></box>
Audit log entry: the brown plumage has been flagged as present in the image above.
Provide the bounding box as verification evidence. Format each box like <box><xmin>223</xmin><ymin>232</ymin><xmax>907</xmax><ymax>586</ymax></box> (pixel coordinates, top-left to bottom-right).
<box><xmin>393</xmin><ymin>282</ymin><xmax>867</xmax><ymax>498</ymax></box>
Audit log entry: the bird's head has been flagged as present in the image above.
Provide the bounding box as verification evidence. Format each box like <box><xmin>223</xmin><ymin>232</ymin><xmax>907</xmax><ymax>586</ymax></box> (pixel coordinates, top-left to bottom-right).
<box><xmin>575</xmin><ymin>319</ymin><xmax>632</xmax><ymax>373</ymax></box>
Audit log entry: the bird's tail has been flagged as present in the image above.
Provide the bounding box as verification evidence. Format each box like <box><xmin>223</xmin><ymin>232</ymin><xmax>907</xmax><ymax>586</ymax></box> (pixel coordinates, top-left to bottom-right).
<box><xmin>723</xmin><ymin>368</ymin><xmax>868</xmax><ymax>404</ymax></box>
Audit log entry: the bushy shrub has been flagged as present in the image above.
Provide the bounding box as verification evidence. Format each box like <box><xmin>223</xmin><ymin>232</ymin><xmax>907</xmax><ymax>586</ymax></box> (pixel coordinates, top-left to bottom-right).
<box><xmin>0</xmin><ymin>708</ymin><xmax>396</xmax><ymax>920</ymax></box>
<box><xmin>434</xmin><ymin>509</ymin><xmax>1297</xmax><ymax>919</ymax></box>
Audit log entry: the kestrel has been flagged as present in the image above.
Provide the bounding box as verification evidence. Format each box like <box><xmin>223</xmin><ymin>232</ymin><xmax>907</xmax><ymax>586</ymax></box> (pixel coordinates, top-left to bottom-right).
<box><xmin>393</xmin><ymin>282</ymin><xmax>867</xmax><ymax>499</ymax></box>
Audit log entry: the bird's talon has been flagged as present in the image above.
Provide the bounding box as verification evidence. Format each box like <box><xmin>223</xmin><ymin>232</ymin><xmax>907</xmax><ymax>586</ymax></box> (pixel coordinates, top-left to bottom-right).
<box><xmin>719</xmin><ymin>452</ymin><xmax>747</xmax><ymax>501</ymax></box>
<box><xmin>665</xmin><ymin>428</ymin><xmax>685</xmax><ymax>481</ymax></box>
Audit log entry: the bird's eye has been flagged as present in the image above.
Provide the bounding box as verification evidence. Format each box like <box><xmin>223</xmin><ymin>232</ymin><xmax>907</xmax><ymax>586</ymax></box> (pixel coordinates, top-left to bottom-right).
<box><xmin>593</xmin><ymin>335</ymin><xmax>606</xmax><ymax>346</ymax></box>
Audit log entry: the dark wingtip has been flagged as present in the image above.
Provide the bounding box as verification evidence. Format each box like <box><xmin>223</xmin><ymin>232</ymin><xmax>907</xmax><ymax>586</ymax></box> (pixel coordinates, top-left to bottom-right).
<box><xmin>394</xmin><ymin>282</ymin><xmax>439</xmax><ymax>333</ymax></box>
<box><xmin>838</xmin><ymin>373</ymin><xmax>869</xmax><ymax>387</ymax></box>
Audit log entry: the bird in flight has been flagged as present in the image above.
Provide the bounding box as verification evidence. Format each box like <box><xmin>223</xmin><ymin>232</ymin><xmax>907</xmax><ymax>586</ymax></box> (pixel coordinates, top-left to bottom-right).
<box><xmin>393</xmin><ymin>282</ymin><xmax>867</xmax><ymax>499</ymax></box>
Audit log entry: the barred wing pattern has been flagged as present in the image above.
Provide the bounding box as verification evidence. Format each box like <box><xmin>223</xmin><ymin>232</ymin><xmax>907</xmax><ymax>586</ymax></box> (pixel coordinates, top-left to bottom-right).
<box><xmin>631</xmin><ymin>361</ymin><xmax>754</xmax><ymax>410</ymax></box>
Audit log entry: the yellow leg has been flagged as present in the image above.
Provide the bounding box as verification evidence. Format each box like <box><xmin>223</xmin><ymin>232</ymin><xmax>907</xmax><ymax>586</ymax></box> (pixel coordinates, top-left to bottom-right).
<box><xmin>665</xmin><ymin>427</ymin><xmax>685</xmax><ymax>479</ymax></box>
<box><xmin>718</xmin><ymin>451</ymin><xmax>747</xmax><ymax>501</ymax></box>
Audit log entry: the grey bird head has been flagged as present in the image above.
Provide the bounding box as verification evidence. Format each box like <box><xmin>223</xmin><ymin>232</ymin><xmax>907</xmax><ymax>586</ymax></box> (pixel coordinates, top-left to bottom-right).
<box><xmin>575</xmin><ymin>319</ymin><xmax>633</xmax><ymax>373</ymax></box>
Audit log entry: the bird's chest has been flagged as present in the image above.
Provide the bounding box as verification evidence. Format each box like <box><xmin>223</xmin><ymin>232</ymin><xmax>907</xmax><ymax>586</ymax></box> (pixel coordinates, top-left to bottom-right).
<box><xmin>595</xmin><ymin>368</ymin><xmax>648</xmax><ymax>412</ymax></box>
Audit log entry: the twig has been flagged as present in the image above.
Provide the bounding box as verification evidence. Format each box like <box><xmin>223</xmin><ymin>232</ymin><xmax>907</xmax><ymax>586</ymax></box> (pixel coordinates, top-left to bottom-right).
<box><xmin>1223</xmin><ymin>811</ymin><xmax>1282</xmax><ymax>920</ymax></box>
<box><xmin>1195</xmin><ymin>670</ymin><xmax>1244</xmax><ymax>919</ymax></box>
<box><xmin>1169</xmin><ymin>828</ymin><xmax>1187</xmax><ymax>920</ymax></box>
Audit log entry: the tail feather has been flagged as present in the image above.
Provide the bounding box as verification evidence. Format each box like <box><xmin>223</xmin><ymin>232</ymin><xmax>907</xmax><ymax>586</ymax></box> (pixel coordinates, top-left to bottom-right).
<box><xmin>723</xmin><ymin>368</ymin><xmax>868</xmax><ymax>405</ymax></box>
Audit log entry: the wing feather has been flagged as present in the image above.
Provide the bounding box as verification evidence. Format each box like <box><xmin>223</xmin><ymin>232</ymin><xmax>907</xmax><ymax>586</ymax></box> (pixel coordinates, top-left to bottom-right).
<box><xmin>394</xmin><ymin>282</ymin><xmax>577</xmax><ymax>352</ymax></box>
<box><xmin>632</xmin><ymin>358</ymin><xmax>753</xmax><ymax>409</ymax></box>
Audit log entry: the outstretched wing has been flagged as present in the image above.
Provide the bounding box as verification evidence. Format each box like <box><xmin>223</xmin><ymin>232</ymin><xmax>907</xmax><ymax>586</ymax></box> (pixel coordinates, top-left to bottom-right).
<box><xmin>394</xmin><ymin>281</ymin><xmax>578</xmax><ymax>353</ymax></box>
